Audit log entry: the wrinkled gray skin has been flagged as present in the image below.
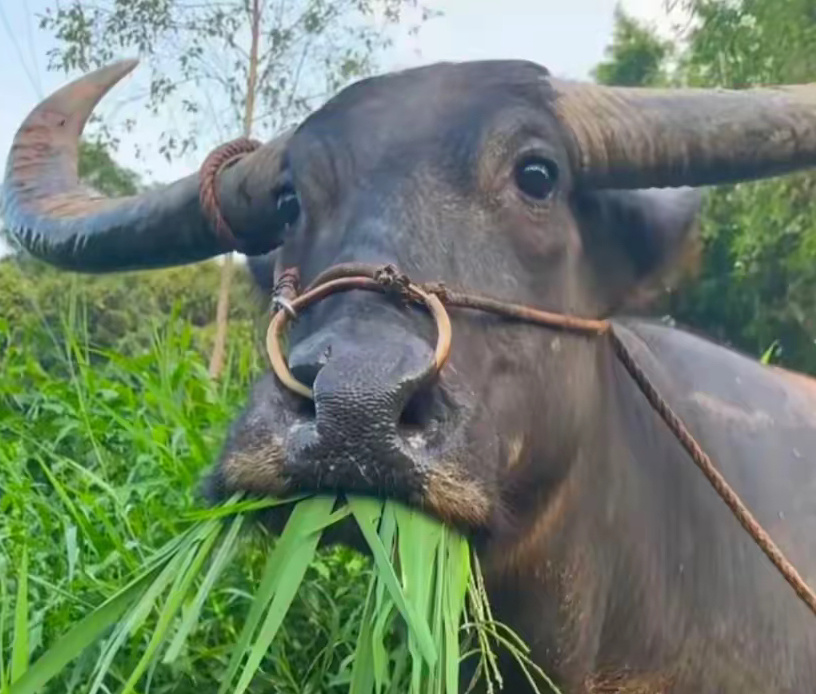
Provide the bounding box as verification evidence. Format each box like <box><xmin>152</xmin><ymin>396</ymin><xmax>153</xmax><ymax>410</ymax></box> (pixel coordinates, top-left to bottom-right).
<box><xmin>6</xmin><ymin>58</ymin><xmax>816</xmax><ymax>693</ymax></box>
<box><xmin>202</xmin><ymin>63</ymin><xmax>816</xmax><ymax>692</ymax></box>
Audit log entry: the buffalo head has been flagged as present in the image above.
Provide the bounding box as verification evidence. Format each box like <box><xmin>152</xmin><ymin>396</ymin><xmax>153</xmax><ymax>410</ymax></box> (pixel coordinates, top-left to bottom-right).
<box><xmin>6</xmin><ymin>57</ymin><xmax>816</xmax><ymax>689</ymax></box>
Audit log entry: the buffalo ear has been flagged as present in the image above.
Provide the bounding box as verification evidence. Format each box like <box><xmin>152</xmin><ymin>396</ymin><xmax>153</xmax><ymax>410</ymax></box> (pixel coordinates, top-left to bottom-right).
<box><xmin>575</xmin><ymin>187</ymin><xmax>703</xmax><ymax>312</ymax></box>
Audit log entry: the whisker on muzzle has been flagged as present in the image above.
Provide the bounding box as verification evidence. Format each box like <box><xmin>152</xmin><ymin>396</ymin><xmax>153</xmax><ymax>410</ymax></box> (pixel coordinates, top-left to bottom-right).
<box><xmin>219</xmin><ymin>435</ymin><xmax>287</xmax><ymax>497</ymax></box>
<box><xmin>423</xmin><ymin>462</ymin><xmax>492</xmax><ymax>528</ymax></box>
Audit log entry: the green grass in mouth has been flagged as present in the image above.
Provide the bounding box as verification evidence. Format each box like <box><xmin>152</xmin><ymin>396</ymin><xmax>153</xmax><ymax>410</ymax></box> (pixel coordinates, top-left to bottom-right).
<box><xmin>3</xmin><ymin>494</ymin><xmax>561</xmax><ymax>694</ymax></box>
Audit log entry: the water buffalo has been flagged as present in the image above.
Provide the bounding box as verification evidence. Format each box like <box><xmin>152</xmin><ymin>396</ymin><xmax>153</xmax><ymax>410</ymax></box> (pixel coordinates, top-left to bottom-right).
<box><xmin>4</xmin><ymin>58</ymin><xmax>816</xmax><ymax>693</ymax></box>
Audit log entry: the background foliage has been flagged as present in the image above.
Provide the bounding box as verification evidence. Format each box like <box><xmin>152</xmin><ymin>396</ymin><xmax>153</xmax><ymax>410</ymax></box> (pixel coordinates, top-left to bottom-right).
<box><xmin>596</xmin><ymin>0</ymin><xmax>816</xmax><ymax>374</ymax></box>
<box><xmin>1</xmin><ymin>287</ymin><xmax>371</xmax><ymax>692</ymax></box>
<box><xmin>2</xmin><ymin>0</ymin><xmax>816</xmax><ymax>691</ymax></box>
<box><xmin>40</xmin><ymin>0</ymin><xmax>432</xmax><ymax>160</ymax></box>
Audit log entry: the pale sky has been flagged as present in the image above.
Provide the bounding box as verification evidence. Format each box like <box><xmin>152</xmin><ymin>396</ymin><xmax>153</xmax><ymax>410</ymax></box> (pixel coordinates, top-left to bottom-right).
<box><xmin>0</xmin><ymin>0</ymin><xmax>682</xmax><ymax>181</ymax></box>
<box><xmin>0</xmin><ymin>0</ymin><xmax>681</xmax><ymax>255</ymax></box>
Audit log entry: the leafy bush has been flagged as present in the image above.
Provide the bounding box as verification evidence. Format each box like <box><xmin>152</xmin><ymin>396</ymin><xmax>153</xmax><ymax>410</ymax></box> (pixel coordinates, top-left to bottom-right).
<box><xmin>0</xmin><ymin>256</ymin><xmax>267</xmax><ymax>362</ymax></box>
<box><xmin>594</xmin><ymin>2</ymin><xmax>816</xmax><ymax>376</ymax></box>
<box><xmin>665</xmin><ymin>174</ymin><xmax>816</xmax><ymax>374</ymax></box>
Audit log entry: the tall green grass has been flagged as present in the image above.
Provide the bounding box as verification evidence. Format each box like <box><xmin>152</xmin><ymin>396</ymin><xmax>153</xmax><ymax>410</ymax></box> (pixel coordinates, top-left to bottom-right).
<box><xmin>0</xmin><ymin>281</ymin><xmax>557</xmax><ymax>693</ymax></box>
<box><xmin>0</xmin><ymin>297</ymin><xmax>369</xmax><ymax>693</ymax></box>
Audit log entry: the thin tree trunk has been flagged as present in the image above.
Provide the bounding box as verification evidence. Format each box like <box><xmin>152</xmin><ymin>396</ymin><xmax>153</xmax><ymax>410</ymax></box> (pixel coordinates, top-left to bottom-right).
<box><xmin>209</xmin><ymin>0</ymin><xmax>262</xmax><ymax>379</ymax></box>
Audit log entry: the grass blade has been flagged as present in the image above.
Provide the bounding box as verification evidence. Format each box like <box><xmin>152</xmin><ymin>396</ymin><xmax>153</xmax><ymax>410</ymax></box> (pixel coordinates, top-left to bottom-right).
<box><xmin>217</xmin><ymin>496</ymin><xmax>337</xmax><ymax>694</ymax></box>
<box><xmin>8</xmin><ymin>527</ymin><xmax>207</xmax><ymax>694</ymax></box>
<box><xmin>349</xmin><ymin>497</ymin><xmax>437</xmax><ymax>668</ymax></box>
<box><xmin>8</xmin><ymin>564</ymin><xmax>164</xmax><ymax>694</ymax></box>
<box><xmin>181</xmin><ymin>493</ymin><xmax>310</xmax><ymax>522</ymax></box>
<box><xmin>371</xmin><ymin>590</ymin><xmax>397</xmax><ymax>693</ymax></box>
<box><xmin>163</xmin><ymin>516</ymin><xmax>245</xmax><ymax>663</ymax></box>
<box><xmin>1</xmin><ymin>566</ymin><xmax>7</xmax><ymax>692</ymax></box>
<box><xmin>372</xmin><ymin>502</ymin><xmax>398</xmax><ymax>693</ymax></box>
<box><xmin>232</xmin><ymin>495</ymin><xmax>335</xmax><ymax>694</ymax></box>
<box><xmin>10</xmin><ymin>548</ymin><xmax>28</xmax><ymax>685</ymax></box>
<box><xmin>432</xmin><ymin>530</ymin><xmax>446</xmax><ymax>694</ymax></box>
<box><xmin>88</xmin><ymin>532</ymin><xmax>203</xmax><ymax>694</ymax></box>
<box><xmin>349</xmin><ymin>569</ymin><xmax>379</xmax><ymax>694</ymax></box>
<box><xmin>394</xmin><ymin>504</ymin><xmax>442</xmax><ymax>692</ymax></box>
<box><xmin>120</xmin><ymin>520</ymin><xmax>222</xmax><ymax>693</ymax></box>
<box><xmin>215</xmin><ymin>540</ymin><xmax>284</xmax><ymax>694</ymax></box>
<box><xmin>444</xmin><ymin>534</ymin><xmax>470</xmax><ymax>694</ymax></box>
<box><xmin>33</xmin><ymin>458</ymin><xmax>101</xmax><ymax>559</ymax></box>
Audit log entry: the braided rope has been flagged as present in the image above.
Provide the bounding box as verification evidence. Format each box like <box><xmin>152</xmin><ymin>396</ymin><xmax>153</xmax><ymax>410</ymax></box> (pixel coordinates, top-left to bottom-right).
<box><xmin>198</xmin><ymin>137</ymin><xmax>261</xmax><ymax>252</ymax></box>
<box><xmin>609</xmin><ymin>331</ymin><xmax>816</xmax><ymax>616</ymax></box>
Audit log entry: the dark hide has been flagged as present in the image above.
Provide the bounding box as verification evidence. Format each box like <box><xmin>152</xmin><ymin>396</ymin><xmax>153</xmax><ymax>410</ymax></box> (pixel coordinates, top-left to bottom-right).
<box><xmin>480</xmin><ymin>320</ymin><xmax>816</xmax><ymax>693</ymax></box>
<box><xmin>203</xmin><ymin>61</ymin><xmax>816</xmax><ymax>692</ymax></box>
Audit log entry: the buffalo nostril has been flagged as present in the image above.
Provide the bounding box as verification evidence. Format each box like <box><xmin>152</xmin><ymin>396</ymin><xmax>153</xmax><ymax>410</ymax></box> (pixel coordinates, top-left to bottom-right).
<box><xmin>295</xmin><ymin>395</ymin><xmax>316</xmax><ymax>419</ymax></box>
<box><xmin>290</xmin><ymin>361</ymin><xmax>321</xmax><ymax>391</ymax></box>
<box><xmin>288</xmin><ymin>344</ymin><xmax>332</xmax><ymax>415</ymax></box>
<box><xmin>398</xmin><ymin>384</ymin><xmax>447</xmax><ymax>442</ymax></box>
<box><xmin>288</xmin><ymin>335</ymin><xmax>334</xmax><ymax>394</ymax></box>
<box><xmin>399</xmin><ymin>387</ymin><xmax>433</xmax><ymax>431</ymax></box>
<box><xmin>285</xmin><ymin>362</ymin><xmax>320</xmax><ymax>419</ymax></box>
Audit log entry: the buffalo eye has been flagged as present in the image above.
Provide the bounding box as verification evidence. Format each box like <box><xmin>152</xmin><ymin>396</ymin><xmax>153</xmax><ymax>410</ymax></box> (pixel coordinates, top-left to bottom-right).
<box><xmin>275</xmin><ymin>186</ymin><xmax>300</xmax><ymax>227</ymax></box>
<box><xmin>514</xmin><ymin>157</ymin><xmax>558</xmax><ymax>201</ymax></box>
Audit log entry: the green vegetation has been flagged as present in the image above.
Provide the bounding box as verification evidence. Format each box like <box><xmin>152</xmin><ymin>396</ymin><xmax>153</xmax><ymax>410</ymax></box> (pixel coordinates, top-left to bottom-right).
<box><xmin>591</xmin><ymin>6</ymin><xmax>673</xmax><ymax>87</ymax></box>
<box><xmin>76</xmin><ymin>142</ymin><xmax>141</xmax><ymax>198</ymax></box>
<box><xmin>596</xmin><ymin>1</ymin><xmax>816</xmax><ymax>375</ymax></box>
<box><xmin>0</xmin><ymin>269</ymin><xmax>372</xmax><ymax>692</ymax></box>
<box><xmin>2</xmin><ymin>1</ymin><xmax>816</xmax><ymax>692</ymax></box>
<box><xmin>0</xmin><ymin>257</ymin><xmax>263</xmax><ymax>361</ymax></box>
<box><xmin>5</xmin><ymin>490</ymin><xmax>557</xmax><ymax>694</ymax></box>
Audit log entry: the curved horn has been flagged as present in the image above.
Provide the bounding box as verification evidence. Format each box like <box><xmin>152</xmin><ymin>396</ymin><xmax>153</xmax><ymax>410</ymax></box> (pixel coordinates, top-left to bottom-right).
<box><xmin>2</xmin><ymin>60</ymin><xmax>291</xmax><ymax>272</ymax></box>
<box><xmin>552</xmin><ymin>79</ymin><xmax>816</xmax><ymax>189</ymax></box>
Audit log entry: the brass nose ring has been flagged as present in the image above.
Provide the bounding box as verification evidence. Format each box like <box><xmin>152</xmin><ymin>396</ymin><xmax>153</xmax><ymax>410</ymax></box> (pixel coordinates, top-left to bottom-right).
<box><xmin>266</xmin><ymin>276</ymin><xmax>452</xmax><ymax>400</ymax></box>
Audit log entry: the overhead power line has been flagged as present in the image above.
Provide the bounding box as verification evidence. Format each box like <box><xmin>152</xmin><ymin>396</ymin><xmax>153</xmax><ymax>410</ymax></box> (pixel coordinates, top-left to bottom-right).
<box><xmin>0</xmin><ymin>2</ymin><xmax>43</xmax><ymax>98</ymax></box>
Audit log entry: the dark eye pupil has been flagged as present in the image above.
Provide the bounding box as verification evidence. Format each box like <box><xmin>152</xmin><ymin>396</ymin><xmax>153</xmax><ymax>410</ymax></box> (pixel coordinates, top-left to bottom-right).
<box><xmin>276</xmin><ymin>188</ymin><xmax>300</xmax><ymax>226</ymax></box>
<box><xmin>515</xmin><ymin>158</ymin><xmax>557</xmax><ymax>200</ymax></box>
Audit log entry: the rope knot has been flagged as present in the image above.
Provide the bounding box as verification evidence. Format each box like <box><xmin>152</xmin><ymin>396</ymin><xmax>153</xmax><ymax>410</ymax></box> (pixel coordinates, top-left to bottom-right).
<box><xmin>423</xmin><ymin>281</ymin><xmax>450</xmax><ymax>303</ymax></box>
<box><xmin>373</xmin><ymin>264</ymin><xmax>412</xmax><ymax>301</ymax></box>
<box><xmin>273</xmin><ymin>267</ymin><xmax>300</xmax><ymax>300</ymax></box>
<box><xmin>272</xmin><ymin>267</ymin><xmax>300</xmax><ymax>319</ymax></box>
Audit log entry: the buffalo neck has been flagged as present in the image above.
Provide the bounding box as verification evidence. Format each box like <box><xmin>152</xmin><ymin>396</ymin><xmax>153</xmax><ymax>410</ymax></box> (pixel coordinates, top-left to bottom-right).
<box><xmin>478</xmin><ymin>326</ymin><xmax>815</xmax><ymax>692</ymax></box>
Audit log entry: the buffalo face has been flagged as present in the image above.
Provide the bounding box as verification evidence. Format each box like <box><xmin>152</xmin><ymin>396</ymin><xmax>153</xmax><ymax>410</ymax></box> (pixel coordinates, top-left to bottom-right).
<box><xmin>5</xmin><ymin>57</ymin><xmax>815</xmax><ymax>547</ymax></box>
<box><xmin>204</xmin><ymin>62</ymin><xmax>703</xmax><ymax>539</ymax></box>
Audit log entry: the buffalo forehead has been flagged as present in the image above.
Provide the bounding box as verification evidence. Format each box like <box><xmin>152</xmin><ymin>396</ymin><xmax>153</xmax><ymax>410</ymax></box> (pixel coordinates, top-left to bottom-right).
<box><xmin>288</xmin><ymin>60</ymin><xmax>563</xmax><ymax>181</ymax></box>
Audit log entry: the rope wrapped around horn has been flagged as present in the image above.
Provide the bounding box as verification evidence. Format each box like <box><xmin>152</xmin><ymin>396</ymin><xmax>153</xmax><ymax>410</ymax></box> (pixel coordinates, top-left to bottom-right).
<box><xmin>1</xmin><ymin>60</ymin><xmax>292</xmax><ymax>272</ymax></box>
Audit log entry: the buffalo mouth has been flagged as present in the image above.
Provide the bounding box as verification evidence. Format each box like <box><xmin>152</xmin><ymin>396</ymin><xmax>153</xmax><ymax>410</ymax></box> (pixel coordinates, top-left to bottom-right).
<box><xmin>205</xmin><ymin>348</ymin><xmax>494</xmax><ymax>537</ymax></box>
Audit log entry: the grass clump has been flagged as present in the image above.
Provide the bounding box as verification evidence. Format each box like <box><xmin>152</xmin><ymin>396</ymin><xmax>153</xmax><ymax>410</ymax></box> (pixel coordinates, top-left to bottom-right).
<box><xmin>6</xmin><ymin>494</ymin><xmax>560</xmax><ymax>694</ymax></box>
<box><xmin>0</xmin><ymin>267</ymin><xmax>560</xmax><ymax>693</ymax></box>
<box><xmin>0</xmin><ymin>290</ymin><xmax>367</xmax><ymax>693</ymax></box>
